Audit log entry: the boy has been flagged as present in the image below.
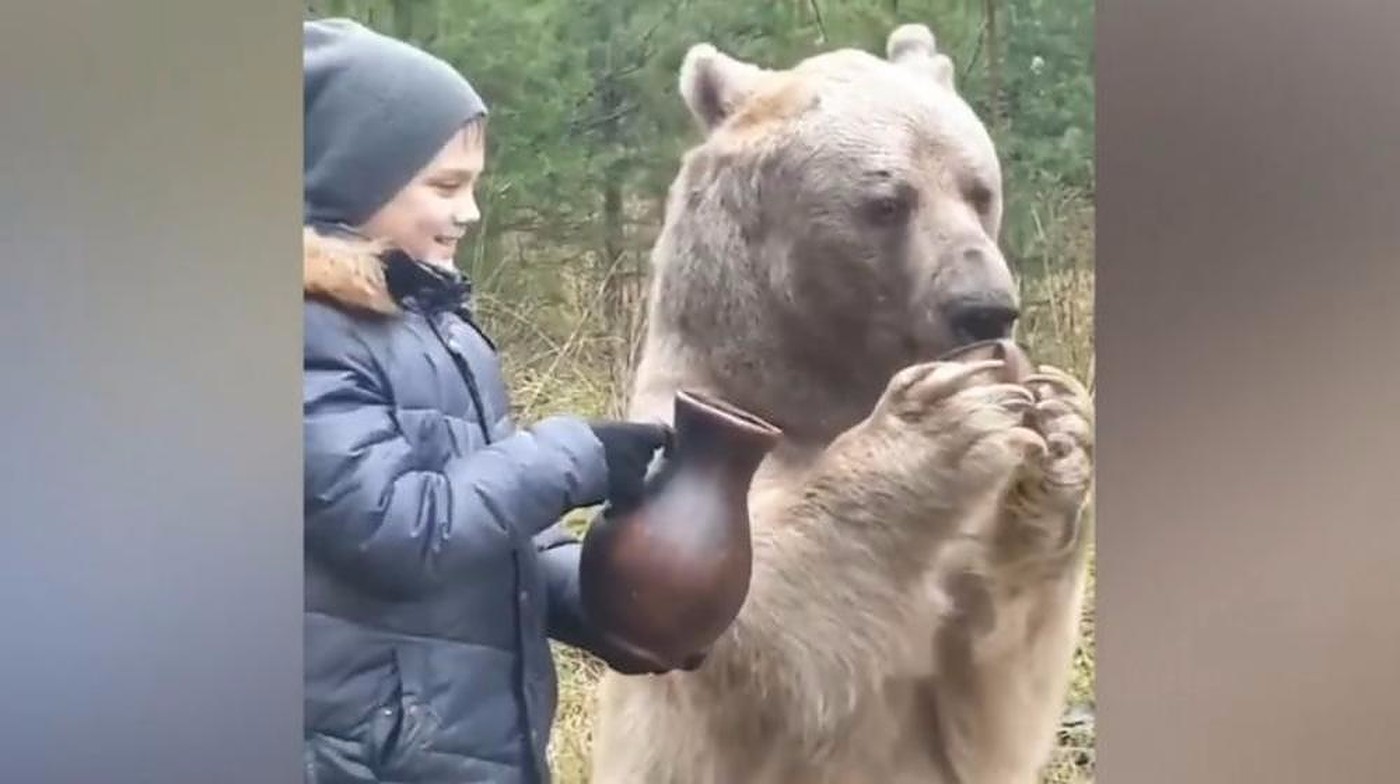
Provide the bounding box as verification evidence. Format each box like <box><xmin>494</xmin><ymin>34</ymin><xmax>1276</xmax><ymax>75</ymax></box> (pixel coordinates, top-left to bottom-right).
<box><xmin>302</xmin><ymin>18</ymin><xmax>686</xmax><ymax>783</ymax></box>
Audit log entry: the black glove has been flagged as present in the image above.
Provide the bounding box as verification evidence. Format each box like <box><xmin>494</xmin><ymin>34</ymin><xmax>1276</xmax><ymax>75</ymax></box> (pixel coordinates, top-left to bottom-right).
<box><xmin>588</xmin><ymin>420</ymin><xmax>673</xmax><ymax>512</ymax></box>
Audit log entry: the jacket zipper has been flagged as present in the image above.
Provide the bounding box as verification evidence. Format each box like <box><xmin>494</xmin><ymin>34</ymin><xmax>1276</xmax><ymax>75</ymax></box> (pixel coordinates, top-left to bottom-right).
<box><xmin>422</xmin><ymin>313</ymin><xmax>494</xmax><ymax>446</ymax></box>
<box><xmin>424</xmin><ymin>310</ymin><xmax>548</xmax><ymax>771</ymax></box>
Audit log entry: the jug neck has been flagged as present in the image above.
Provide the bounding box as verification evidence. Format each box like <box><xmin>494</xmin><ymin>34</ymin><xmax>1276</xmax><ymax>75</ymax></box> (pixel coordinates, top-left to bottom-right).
<box><xmin>672</xmin><ymin>389</ymin><xmax>782</xmax><ymax>475</ymax></box>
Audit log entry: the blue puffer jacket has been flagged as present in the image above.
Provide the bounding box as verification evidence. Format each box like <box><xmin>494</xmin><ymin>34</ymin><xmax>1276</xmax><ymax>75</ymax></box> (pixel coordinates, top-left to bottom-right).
<box><xmin>301</xmin><ymin>229</ymin><xmax>612</xmax><ymax>783</ymax></box>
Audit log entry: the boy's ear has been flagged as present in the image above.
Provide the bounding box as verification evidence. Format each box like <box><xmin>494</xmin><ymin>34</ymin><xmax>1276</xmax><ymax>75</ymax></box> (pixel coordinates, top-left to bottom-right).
<box><xmin>679</xmin><ymin>43</ymin><xmax>771</xmax><ymax>132</ymax></box>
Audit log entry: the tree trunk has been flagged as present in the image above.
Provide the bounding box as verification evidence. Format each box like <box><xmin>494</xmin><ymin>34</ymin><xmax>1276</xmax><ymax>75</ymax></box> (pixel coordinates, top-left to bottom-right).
<box><xmin>984</xmin><ymin>0</ymin><xmax>1005</xmax><ymax>137</ymax></box>
<box><xmin>390</xmin><ymin>0</ymin><xmax>416</xmax><ymax>41</ymax></box>
<box><xmin>588</xmin><ymin>2</ymin><xmax>637</xmax><ymax>413</ymax></box>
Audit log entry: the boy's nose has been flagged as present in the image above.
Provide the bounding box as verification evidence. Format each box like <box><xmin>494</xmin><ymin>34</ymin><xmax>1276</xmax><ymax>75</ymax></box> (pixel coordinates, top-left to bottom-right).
<box><xmin>452</xmin><ymin>192</ymin><xmax>481</xmax><ymax>225</ymax></box>
<box><xmin>453</xmin><ymin>203</ymin><xmax>479</xmax><ymax>227</ymax></box>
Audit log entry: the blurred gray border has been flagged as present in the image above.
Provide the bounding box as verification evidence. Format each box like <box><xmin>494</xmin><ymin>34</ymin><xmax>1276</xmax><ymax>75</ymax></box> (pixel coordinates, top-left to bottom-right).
<box><xmin>1098</xmin><ymin>0</ymin><xmax>1400</xmax><ymax>781</ymax></box>
<box><xmin>1</xmin><ymin>4</ymin><xmax>302</xmax><ymax>782</ymax></box>
<box><xmin>2</xmin><ymin>1</ymin><xmax>1398</xmax><ymax>782</ymax></box>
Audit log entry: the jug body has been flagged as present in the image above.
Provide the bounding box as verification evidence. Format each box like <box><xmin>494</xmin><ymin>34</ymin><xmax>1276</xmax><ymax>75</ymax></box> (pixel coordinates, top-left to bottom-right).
<box><xmin>579</xmin><ymin>389</ymin><xmax>782</xmax><ymax>665</ymax></box>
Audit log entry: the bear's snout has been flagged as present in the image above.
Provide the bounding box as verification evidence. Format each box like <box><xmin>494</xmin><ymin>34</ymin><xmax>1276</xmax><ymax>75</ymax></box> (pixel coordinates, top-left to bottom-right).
<box><xmin>945</xmin><ymin>295</ymin><xmax>1019</xmax><ymax>344</ymax></box>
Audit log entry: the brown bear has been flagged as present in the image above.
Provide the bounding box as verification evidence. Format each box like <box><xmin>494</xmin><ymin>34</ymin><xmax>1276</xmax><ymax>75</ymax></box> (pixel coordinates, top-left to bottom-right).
<box><xmin>589</xmin><ymin>24</ymin><xmax>1094</xmax><ymax>784</ymax></box>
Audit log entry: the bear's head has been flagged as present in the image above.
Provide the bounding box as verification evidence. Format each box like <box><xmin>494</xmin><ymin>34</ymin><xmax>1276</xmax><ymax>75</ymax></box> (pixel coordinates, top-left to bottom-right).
<box><xmin>645</xmin><ymin>25</ymin><xmax>1019</xmax><ymax>437</ymax></box>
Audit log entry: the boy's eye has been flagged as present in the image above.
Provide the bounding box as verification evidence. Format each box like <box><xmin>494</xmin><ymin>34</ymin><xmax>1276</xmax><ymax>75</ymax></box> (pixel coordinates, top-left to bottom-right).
<box><xmin>428</xmin><ymin>177</ymin><xmax>468</xmax><ymax>194</ymax></box>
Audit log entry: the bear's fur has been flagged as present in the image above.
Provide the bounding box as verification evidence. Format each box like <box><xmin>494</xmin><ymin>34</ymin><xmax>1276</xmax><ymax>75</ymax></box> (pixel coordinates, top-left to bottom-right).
<box><xmin>589</xmin><ymin>24</ymin><xmax>1094</xmax><ymax>784</ymax></box>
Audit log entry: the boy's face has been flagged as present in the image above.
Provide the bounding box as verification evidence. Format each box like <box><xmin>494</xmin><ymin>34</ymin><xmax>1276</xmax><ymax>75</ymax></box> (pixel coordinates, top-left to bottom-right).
<box><xmin>358</xmin><ymin>122</ymin><xmax>486</xmax><ymax>267</ymax></box>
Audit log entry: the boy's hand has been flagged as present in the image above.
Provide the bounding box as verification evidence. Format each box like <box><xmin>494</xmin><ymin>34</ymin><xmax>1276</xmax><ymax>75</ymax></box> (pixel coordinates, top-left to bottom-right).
<box><xmin>587</xmin><ymin>420</ymin><xmax>674</xmax><ymax>511</ymax></box>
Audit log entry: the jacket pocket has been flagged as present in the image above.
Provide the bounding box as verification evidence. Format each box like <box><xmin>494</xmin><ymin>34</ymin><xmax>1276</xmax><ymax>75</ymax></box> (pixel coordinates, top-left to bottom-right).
<box><xmin>368</xmin><ymin>645</ymin><xmax>442</xmax><ymax>776</ymax></box>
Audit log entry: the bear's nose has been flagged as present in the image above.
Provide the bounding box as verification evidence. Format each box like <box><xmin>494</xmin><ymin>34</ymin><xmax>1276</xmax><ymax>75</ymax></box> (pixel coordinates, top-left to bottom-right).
<box><xmin>948</xmin><ymin>298</ymin><xmax>1020</xmax><ymax>343</ymax></box>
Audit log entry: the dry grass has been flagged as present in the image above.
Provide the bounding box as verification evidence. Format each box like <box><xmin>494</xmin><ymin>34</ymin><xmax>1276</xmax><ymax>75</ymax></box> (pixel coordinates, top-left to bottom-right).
<box><xmin>490</xmin><ymin>192</ymin><xmax>1096</xmax><ymax>784</ymax></box>
<box><xmin>548</xmin><ymin>645</ymin><xmax>609</xmax><ymax>784</ymax></box>
<box><xmin>1014</xmin><ymin>189</ymin><xmax>1097</xmax><ymax>783</ymax></box>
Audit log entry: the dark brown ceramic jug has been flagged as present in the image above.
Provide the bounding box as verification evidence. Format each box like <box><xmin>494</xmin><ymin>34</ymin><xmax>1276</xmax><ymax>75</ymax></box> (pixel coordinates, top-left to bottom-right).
<box><xmin>936</xmin><ymin>337</ymin><xmax>1034</xmax><ymax>384</ymax></box>
<box><xmin>579</xmin><ymin>389</ymin><xmax>783</xmax><ymax>668</ymax></box>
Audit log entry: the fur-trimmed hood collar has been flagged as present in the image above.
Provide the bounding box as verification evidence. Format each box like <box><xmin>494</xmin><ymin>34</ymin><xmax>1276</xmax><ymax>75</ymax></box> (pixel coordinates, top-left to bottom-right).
<box><xmin>303</xmin><ymin>227</ymin><xmax>400</xmax><ymax>315</ymax></box>
<box><xmin>303</xmin><ymin>227</ymin><xmax>475</xmax><ymax>316</ymax></box>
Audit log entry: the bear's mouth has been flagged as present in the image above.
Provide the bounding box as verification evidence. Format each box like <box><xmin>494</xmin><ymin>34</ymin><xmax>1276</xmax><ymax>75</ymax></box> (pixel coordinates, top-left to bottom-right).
<box><xmin>902</xmin><ymin>321</ymin><xmax>1015</xmax><ymax>366</ymax></box>
<box><xmin>945</xmin><ymin>300</ymin><xmax>1020</xmax><ymax>347</ymax></box>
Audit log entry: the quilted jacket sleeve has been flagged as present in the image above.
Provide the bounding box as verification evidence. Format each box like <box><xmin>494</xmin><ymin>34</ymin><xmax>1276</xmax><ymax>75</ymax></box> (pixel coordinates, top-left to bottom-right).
<box><xmin>303</xmin><ymin>303</ymin><xmax>610</xmax><ymax>600</ymax></box>
<box><xmin>533</xmin><ymin>522</ymin><xmax>605</xmax><ymax>651</ymax></box>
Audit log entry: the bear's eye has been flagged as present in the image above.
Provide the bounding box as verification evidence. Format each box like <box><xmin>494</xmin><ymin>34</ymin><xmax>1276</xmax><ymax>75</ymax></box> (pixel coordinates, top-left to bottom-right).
<box><xmin>966</xmin><ymin>183</ymin><xmax>994</xmax><ymax>215</ymax></box>
<box><xmin>862</xmin><ymin>189</ymin><xmax>914</xmax><ymax>226</ymax></box>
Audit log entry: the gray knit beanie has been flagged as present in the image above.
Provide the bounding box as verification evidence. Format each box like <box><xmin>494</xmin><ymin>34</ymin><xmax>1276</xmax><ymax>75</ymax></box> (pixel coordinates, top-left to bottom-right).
<box><xmin>303</xmin><ymin>18</ymin><xmax>487</xmax><ymax>228</ymax></box>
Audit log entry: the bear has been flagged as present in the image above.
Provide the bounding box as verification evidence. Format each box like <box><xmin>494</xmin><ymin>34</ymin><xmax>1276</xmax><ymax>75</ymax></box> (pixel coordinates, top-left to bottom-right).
<box><xmin>588</xmin><ymin>24</ymin><xmax>1094</xmax><ymax>784</ymax></box>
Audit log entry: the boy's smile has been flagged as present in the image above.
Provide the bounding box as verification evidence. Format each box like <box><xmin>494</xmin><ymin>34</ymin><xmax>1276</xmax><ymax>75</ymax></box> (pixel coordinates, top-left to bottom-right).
<box><xmin>434</xmin><ymin>232</ymin><xmax>464</xmax><ymax>258</ymax></box>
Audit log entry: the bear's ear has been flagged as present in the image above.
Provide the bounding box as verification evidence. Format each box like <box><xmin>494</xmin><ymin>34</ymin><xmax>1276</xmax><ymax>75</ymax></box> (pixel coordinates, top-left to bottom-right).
<box><xmin>886</xmin><ymin>24</ymin><xmax>955</xmax><ymax>91</ymax></box>
<box><xmin>680</xmin><ymin>43</ymin><xmax>771</xmax><ymax>132</ymax></box>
